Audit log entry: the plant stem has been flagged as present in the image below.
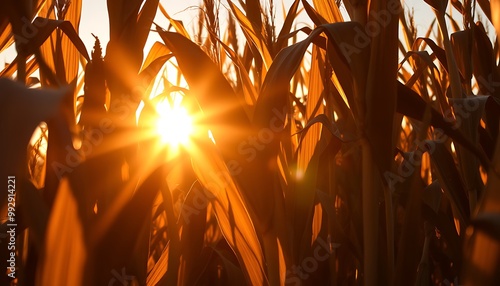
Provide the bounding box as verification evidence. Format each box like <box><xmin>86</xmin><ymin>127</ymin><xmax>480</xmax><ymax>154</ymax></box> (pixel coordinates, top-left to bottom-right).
<box><xmin>384</xmin><ymin>184</ymin><xmax>395</xmax><ymax>285</ymax></box>
<box><xmin>362</xmin><ymin>138</ymin><xmax>379</xmax><ymax>286</ymax></box>
<box><xmin>436</xmin><ymin>13</ymin><xmax>463</xmax><ymax>99</ymax></box>
<box><xmin>161</xmin><ymin>182</ymin><xmax>180</xmax><ymax>286</ymax></box>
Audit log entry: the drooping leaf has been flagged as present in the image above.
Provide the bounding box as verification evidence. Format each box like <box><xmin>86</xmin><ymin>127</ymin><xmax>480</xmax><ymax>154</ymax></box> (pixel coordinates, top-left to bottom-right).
<box><xmin>190</xmin><ymin>139</ymin><xmax>268</xmax><ymax>286</ymax></box>
<box><xmin>158</xmin><ymin>30</ymin><xmax>251</xmax><ymax>155</ymax></box>
<box><xmin>301</xmin><ymin>0</ymin><xmax>329</xmax><ymax>26</ymax></box>
<box><xmin>17</xmin><ymin>17</ymin><xmax>89</xmax><ymax>61</ymax></box>
<box><xmin>397</xmin><ymin>82</ymin><xmax>489</xmax><ymax>168</ymax></box>
<box><xmin>424</xmin><ymin>140</ymin><xmax>470</xmax><ymax>227</ymax></box>
<box><xmin>140</xmin><ymin>41</ymin><xmax>171</xmax><ymax>74</ymax></box>
<box><xmin>158</xmin><ymin>3</ymin><xmax>191</xmax><ymax>39</ymax></box>
<box><xmin>157</xmin><ymin>29</ymin><xmax>268</xmax><ymax>285</ymax></box>
<box><xmin>39</xmin><ymin>0</ymin><xmax>83</xmax><ymax>85</ymax></box>
<box><xmin>413</xmin><ymin>37</ymin><xmax>450</xmax><ymax>79</ymax></box>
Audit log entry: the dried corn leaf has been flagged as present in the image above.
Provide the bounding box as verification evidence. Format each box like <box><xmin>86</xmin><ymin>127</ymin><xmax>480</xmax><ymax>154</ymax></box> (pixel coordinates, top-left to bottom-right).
<box><xmin>227</xmin><ymin>1</ymin><xmax>273</xmax><ymax>70</ymax></box>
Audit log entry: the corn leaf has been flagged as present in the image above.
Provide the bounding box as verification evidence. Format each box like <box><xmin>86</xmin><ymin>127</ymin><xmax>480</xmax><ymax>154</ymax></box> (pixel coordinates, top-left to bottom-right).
<box><xmin>40</xmin><ymin>178</ymin><xmax>86</xmax><ymax>286</ymax></box>
<box><xmin>394</xmin><ymin>154</ymin><xmax>425</xmax><ymax>285</ymax></box>
<box><xmin>39</xmin><ymin>0</ymin><xmax>82</xmax><ymax>85</ymax></box>
<box><xmin>157</xmin><ymin>35</ymin><xmax>280</xmax><ymax>284</ymax></box>
<box><xmin>0</xmin><ymin>79</ymin><xmax>69</xmax><ymax>206</ymax></box>
<box><xmin>424</xmin><ymin>140</ymin><xmax>470</xmax><ymax>227</ymax></box>
<box><xmin>227</xmin><ymin>1</ymin><xmax>273</xmax><ymax>70</ymax></box>
<box><xmin>17</xmin><ymin>17</ymin><xmax>89</xmax><ymax>61</ymax></box>
<box><xmin>0</xmin><ymin>23</ymin><xmax>13</xmax><ymax>53</ymax></box>
<box><xmin>493</xmin><ymin>0</ymin><xmax>500</xmax><ymax>45</ymax></box>
<box><xmin>312</xmin><ymin>0</ymin><xmax>343</xmax><ymax>23</ymax></box>
<box><xmin>397</xmin><ymin>82</ymin><xmax>489</xmax><ymax>168</ymax></box>
<box><xmin>146</xmin><ymin>244</ymin><xmax>170</xmax><ymax>286</ymax></box>
<box><xmin>177</xmin><ymin>182</ymin><xmax>209</xmax><ymax>286</ymax></box>
<box><xmin>158</xmin><ymin>3</ymin><xmax>191</xmax><ymax>39</ymax></box>
<box><xmin>276</xmin><ymin>0</ymin><xmax>300</xmax><ymax>50</ymax></box>
<box><xmin>301</xmin><ymin>0</ymin><xmax>329</xmax><ymax>26</ymax></box>
<box><xmin>191</xmin><ymin>140</ymin><xmax>268</xmax><ymax>286</ymax></box>
<box><xmin>413</xmin><ymin>37</ymin><xmax>449</xmax><ymax>76</ymax></box>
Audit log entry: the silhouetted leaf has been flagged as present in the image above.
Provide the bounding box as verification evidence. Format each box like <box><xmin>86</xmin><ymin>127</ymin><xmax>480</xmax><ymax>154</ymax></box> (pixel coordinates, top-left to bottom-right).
<box><xmin>0</xmin><ymin>79</ymin><xmax>70</xmax><ymax>206</ymax></box>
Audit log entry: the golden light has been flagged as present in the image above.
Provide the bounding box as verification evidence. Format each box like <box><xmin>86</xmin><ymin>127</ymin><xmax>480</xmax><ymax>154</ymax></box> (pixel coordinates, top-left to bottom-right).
<box><xmin>155</xmin><ymin>100</ymin><xmax>194</xmax><ymax>149</ymax></box>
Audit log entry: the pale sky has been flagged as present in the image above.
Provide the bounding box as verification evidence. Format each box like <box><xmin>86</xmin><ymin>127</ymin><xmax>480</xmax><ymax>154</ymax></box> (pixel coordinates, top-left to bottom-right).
<box><xmin>80</xmin><ymin>0</ymin><xmax>205</xmax><ymax>53</ymax></box>
<box><xmin>79</xmin><ymin>0</ymin><xmax>306</xmax><ymax>54</ymax></box>
<box><xmin>78</xmin><ymin>0</ymin><xmax>437</xmax><ymax>58</ymax></box>
<box><xmin>2</xmin><ymin>0</ymin><xmax>494</xmax><ymax>71</ymax></box>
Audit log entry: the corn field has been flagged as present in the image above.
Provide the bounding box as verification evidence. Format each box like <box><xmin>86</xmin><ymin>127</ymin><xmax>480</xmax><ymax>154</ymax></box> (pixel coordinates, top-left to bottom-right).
<box><xmin>1</xmin><ymin>0</ymin><xmax>500</xmax><ymax>285</ymax></box>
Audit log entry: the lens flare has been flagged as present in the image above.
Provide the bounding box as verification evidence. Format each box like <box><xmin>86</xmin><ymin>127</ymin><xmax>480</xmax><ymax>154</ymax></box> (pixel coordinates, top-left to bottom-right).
<box><xmin>155</xmin><ymin>100</ymin><xmax>193</xmax><ymax>148</ymax></box>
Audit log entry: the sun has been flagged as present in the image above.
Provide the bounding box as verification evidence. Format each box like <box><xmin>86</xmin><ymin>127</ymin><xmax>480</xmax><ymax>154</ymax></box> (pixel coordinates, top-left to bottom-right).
<box><xmin>155</xmin><ymin>100</ymin><xmax>194</xmax><ymax>149</ymax></box>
